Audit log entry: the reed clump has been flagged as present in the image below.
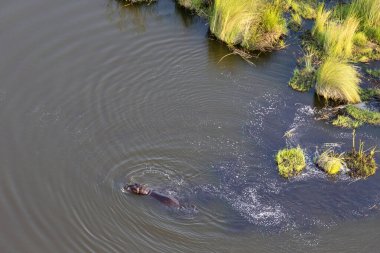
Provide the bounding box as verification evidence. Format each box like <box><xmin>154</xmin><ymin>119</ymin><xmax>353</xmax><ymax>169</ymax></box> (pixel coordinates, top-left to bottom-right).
<box><xmin>210</xmin><ymin>0</ymin><xmax>287</xmax><ymax>51</ymax></box>
<box><xmin>276</xmin><ymin>146</ymin><xmax>306</xmax><ymax>178</ymax></box>
<box><xmin>344</xmin><ymin>130</ymin><xmax>377</xmax><ymax>178</ymax></box>
<box><xmin>316</xmin><ymin>58</ymin><xmax>361</xmax><ymax>103</ymax></box>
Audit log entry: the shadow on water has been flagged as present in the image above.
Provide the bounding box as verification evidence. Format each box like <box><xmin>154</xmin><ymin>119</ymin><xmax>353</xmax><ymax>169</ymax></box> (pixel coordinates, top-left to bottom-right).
<box><xmin>106</xmin><ymin>0</ymin><xmax>158</xmax><ymax>31</ymax></box>
<box><xmin>173</xmin><ymin>1</ymin><xmax>204</xmax><ymax>28</ymax></box>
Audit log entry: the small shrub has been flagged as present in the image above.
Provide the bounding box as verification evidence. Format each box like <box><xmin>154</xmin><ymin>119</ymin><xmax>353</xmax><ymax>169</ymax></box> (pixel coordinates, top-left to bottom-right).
<box><xmin>332</xmin><ymin>115</ymin><xmax>362</xmax><ymax>128</ymax></box>
<box><xmin>276</xmin><ymin>146</ymin><xmax>306</xmax><ymax>178</ymax></box>
<box><xmin>316</xmin><ymin>58</ymin><xmax>361</xmax><ymax>103</ymax></box>
<box><xmin>316</xmin><ymin>149</ymin><xmax>344</xmax><ymax>175</ymax></box>
<box><xmin>346</xmin><ymin>105</ymin><xmax>380</xmax><ymax>125</ymax></box>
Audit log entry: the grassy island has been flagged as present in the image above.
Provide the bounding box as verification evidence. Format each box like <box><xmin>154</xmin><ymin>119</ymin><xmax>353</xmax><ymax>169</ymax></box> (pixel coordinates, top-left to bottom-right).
<box><xmin>276</xmin><ymin>146</ymin><xmax>306</xmax><ymax>178</ymax></box>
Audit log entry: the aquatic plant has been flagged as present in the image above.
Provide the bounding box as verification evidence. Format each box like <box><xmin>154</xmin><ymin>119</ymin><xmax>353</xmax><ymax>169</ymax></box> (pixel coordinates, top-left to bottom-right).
<box><xmin>210</xmin><ymin>0</ymin><xmax>287</xmax><ymax>51</ymax></box>
<box><xmin>312</xmin><ymin>5</ymin><xmax>331</xmax><ymax>43</ymax></box>
<box><xmin>316</xmin><ymin>58</ymin><xmax>361</xmax><ymax>103</ymax></box>
<box><xmin>366</xmin><ymin>68</ymin><xmax>380</xmax><ymax>78</ymax></box>
<box><xmin>289</xmin><ymin>12</ymin><xmax>302</xmax><ymax>30</ymax></box>
<box><xmin>360</xmin><ymin>88</ymin><xmax>380</xmax><ymax>101</ymax></box>
<box><xmin>346</xmin><ymin>105</ymin><xmax>380</xmax><ymax>125</ymax></box>
<box><xmin>315</xmin><ymin>149</ymin><xmax>344</xmax><ymax>175</ymax></box>
<box><xmin>344</xmin><ymin>130</ymin><xmax>377</xmax><ymax>178</ymax></box>
<box><xmin>332</xmin><ymin>115</ymin><xmax>363</xmax><ymax>129</ymax></box>
<box><xmin>276</xmin><ymin>146</ymin><xmax>306</xmax><ymax>178</ymax></box>
<box><xmin>288</xmin><ymin>67</ymin><xmax>315</xmax><ymax>92</ymax></box>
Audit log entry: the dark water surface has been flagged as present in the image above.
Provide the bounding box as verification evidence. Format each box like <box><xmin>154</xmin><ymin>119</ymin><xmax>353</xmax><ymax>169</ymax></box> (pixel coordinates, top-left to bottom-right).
<box><xmin>1</xmin><ymin>0</ymin><xmax>379</xmax><ymax>252</ymax></box>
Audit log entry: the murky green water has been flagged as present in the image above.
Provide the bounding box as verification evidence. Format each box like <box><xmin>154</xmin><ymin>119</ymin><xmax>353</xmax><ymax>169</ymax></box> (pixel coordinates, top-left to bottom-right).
<box><xmin>0</xmin><ymin>0</ymin><xmax>379</xmax><ymax>252</ymax></box>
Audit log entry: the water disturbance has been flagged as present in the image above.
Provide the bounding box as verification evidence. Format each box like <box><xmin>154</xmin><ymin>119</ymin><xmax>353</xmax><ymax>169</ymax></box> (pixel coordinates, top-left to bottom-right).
<box><xmin>0</xmin><ymin>0</ymin><xmax>379</xmax><ymax>252</ymax></box>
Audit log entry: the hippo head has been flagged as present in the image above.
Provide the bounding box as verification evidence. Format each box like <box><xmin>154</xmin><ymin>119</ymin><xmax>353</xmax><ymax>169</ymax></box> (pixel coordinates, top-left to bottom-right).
<box><xmin>124</xmin><ymin>183</ymin><xmax>151</xmax><ymax>195</ymax></box>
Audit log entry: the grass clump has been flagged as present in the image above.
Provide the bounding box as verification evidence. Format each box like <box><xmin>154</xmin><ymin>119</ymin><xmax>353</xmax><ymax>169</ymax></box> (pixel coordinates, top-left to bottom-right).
<box><xmin>316</xmin><ymin>58</ymin><xmax>361</xmax><ymax>103</ymax></box>
<box><xmin>346</xmin><ymin>105</ymin><xmax>380</xmax><ymax>125</ymax></box>
<box><xmin>332</xmin><ymin>115</ymin><xmax>363</xmax><ymax>129</ymax></box>
<box><xmin>313</xmin><ymin>5</ymin><xmax>359</xmax><ymax>60</ymax></box>
<box><xmin>360</xmin><ymin>88</ymin><xmax>380</xmax><ymax>101</ymax></box>
<box><xmin>288</xmin><ymin>67</ymin><xmax>315</xmax><ymax>91</ymax></box>
<box><xmin>288</xmin><ymin>47</ymin><xmax>316</xmax><ymax>91</ymax></box>
<box><xmin>366</xmin><ymin>68</ymin><xmax>380</xmax><ymax>78</ymax></box>
<box><xmin>285</xmin><ymin>0</ymin><xmax>317</xmax><ymax>19</ymax></box>
<box><xmin>276</xmin><ymin>146</ymin><xmax>306</xmax><ymax>178</ymax></box>
<box><xmin>344</xmin><ymin>131</ymin><xmax>377</xmax><ymax>178</ymax></box>
<box><xmin>353</xmin><ymin>32</ymin><xmax>368</xmax><ymax>47</ymax></box>
<box><xmin>315</xmin><ymin>149</ymin><xmax>344</xmax><ymax>175</ymax></box>
<box><xmin>289</xmin><ymin>12</ymin><xmax>302</xmax><ymax>30</ymax></box>
<box><xmin>338</xmin><ymin>0</ymin><xmax>380</xmax><ymax>44</ymax></box>
<box><xmin>210</xmin><ymin>0</ymin><xmax>287</xmax><ymax>51</ymax></box>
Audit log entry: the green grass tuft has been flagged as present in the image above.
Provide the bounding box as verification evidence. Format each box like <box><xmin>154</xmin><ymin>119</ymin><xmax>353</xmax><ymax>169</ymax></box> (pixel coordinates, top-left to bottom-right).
<box><xmin>316</xmin><ymin>58</ymin><xmax>361</xmax><ymax>103</ymax></box>
<box><xmin>276</xmin><ymin>146</ymin><xmax>306</xmax><ymax>178</ymax></box>
<box><xmin>332</xmin><ymin>115</ymin><xmax>362</xmax><ymax>129</ymax></box>
<box><xmin>346</xmin><ymin>105</ymin><xmax>380</xmax><ymax>125</ymax></box>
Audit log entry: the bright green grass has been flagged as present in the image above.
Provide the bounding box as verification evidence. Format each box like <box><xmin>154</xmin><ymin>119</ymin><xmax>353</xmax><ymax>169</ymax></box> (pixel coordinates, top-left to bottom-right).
<box><xmin>332</xmin><ymin>115</ymin><xmax>363</xmax><ymax>129</ymax></box>
<box><xmin>366</xmin><ymin>68</ymin><xmax>380</xmax><ymax>78</ymax></box>
<box><xmin>346</xmin><ymin>105</ymin><xmax>380</xmax><ymax>125</ymax></box>
<box><xmin>276</xmin><ymin>146</ymin><xmax>306</xmax><ymax>178</ymax></box>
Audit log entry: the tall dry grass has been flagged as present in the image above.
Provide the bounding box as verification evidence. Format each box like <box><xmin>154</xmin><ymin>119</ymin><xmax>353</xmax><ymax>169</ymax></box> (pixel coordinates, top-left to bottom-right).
<box><xmin>210</xmin><ymin>0</ymin><xmax>287</xmax><ymax>51</ymax></box>
<box><xmin>316</xmin><ymin>58</ymin><xmax>361</xmax><ymax>103</ymax></box>
<box><xmin>313</xmin><ymin>5</ymin><xmax>359</xmax><ymax>59</ymax></box>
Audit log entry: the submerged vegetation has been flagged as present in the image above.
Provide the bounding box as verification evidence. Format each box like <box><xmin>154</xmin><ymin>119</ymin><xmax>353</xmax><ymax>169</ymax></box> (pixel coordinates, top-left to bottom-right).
<box><xmin>366</xmin><ymin>68</ymin><xmax>380</xmax><ymax>78</ymax></box>
<box><xmin>276</xmin><ymin>146</ymin><xmax>306</xmax><ymax>178</ymax></box>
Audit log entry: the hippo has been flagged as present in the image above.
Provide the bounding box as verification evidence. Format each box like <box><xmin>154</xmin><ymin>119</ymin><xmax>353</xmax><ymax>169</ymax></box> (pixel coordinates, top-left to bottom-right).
<box><xmin>124</xmin><ymin>183</ymin><xmax>180</xmax><ymax>208</ymax></box>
